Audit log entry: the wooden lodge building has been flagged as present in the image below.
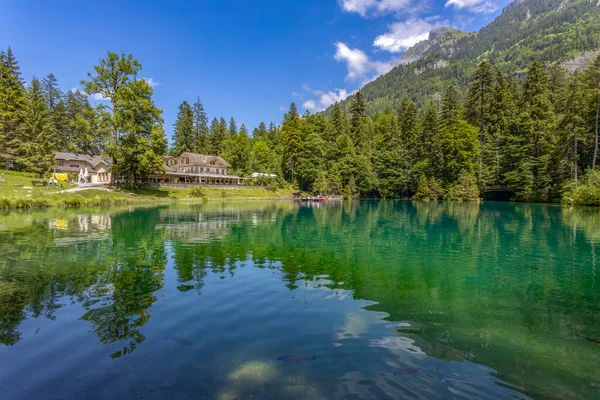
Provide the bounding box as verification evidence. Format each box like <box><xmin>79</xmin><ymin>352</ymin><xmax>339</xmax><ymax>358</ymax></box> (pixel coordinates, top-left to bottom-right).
<box><xmin>54</xmin><ymin>152</ymin><xmax>112</xmax><ymax>183</ymax></box>
<box><xmin>153</xmin><ymin>152</ymin><xmax>244</xmax><ymax>185</ymax></box>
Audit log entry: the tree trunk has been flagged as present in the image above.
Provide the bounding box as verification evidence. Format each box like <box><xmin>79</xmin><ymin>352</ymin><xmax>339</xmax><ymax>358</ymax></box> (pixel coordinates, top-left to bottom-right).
<box><xmin>574</xmin><ymin>72</ymin><xmax>578</xmax><ymax>183</ymax></box>
<box><xmin>594</xmin><ymin>82</ymin><xmax>600</xmax><ymax>169</ymax></box>
<box><xmin>479</xmin><ymin>84</ymin><xmax>484</xmax><ymax>184</ymax></box>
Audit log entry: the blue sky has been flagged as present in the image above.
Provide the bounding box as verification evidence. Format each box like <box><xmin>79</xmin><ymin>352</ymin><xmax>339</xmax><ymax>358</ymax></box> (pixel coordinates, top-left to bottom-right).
<box><xmin>1</xmin><ymin>0</ymin><xmax>512</xmax><ymax>140</ymax></box>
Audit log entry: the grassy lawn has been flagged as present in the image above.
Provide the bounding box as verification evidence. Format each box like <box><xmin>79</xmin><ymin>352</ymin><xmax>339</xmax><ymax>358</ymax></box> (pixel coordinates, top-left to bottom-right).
<box><xmin>0</xmin><ymin>172</ymin><xmax>292</xmax><ymax>209</ymax></box>
<box><xmin>135</xmin><ymin>186</ymin><xmax>292</xmax><ymax>200</ymax></box>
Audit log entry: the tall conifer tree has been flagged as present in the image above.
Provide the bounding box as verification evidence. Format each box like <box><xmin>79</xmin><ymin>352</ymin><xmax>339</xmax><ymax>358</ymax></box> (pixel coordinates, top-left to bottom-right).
<box><xmin>192</xmin><ymin>97</ymin><xmax>208</xmax><ymax>153</ymax></box>
<box><xmin>172</xmin><ymin>100</ymin><xmax>194</xmax><ymax>155</ymax></box>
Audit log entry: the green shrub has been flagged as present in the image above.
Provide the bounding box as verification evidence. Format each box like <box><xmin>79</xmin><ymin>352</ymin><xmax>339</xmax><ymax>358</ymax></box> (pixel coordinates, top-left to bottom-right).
<box><xmin>412</xmin><ymin>175</ymin><xmax>430</xmax><ymax>201</ymax></box>
<box><xmin>428</xmin><ymin>177</ymin><xmax>443</xmax><ymax>201</ymax></box>
<box><xmin>190</xmin><ymin>186</ymin><xmax>204</xmax><ymax>197</ymax></box>
<box><xmin>563</xmin><ymin>169</ymin><xmax>600</xmax><ymax>206</ymax></box>
<box><xmin>444</xmin><ymin>171</ymin><xmax>480</xmax><ymax>202</ymax></box>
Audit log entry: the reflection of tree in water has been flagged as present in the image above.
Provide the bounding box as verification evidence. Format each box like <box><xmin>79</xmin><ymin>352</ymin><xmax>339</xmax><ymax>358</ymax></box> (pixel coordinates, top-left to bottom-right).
<box><xmin>0</xmin><ymin>207</ymin><xmax>167</xmax><ymax>357</ymax></box>
<box><xmin>81</xmin><ymin>208</ymin><xmax>167</xmax><ymax>358</ymax></box>
<box><xmin>164</xmin><ymin>204</ymin><xmax>299</xmax><ymax>294</ymax></box>
<box><xmin>0</xmin><ymin>219</ymin><xmax>90</xmax><ymax>345</ymax></box>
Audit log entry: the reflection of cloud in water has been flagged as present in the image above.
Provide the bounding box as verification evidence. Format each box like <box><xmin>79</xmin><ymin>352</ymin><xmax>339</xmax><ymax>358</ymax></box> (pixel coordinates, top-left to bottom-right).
<box><xmin>369</xmin><ymin>336</ymin><xmax>425</xmax><ymax>355</ymax></box>
<box><xmin>156</xmin><ymin>209</ymin><xmax>241</xmax><ymax>243</ymax></box>
<box><xmin>156</xmin><ymin>221</ymin><xmax>229</xmax><ymax>243</ymax></box>
<box><xmin>334</xmin><ymin>313</ymin><xmax>369</xmax><ymax>340</ymax></box>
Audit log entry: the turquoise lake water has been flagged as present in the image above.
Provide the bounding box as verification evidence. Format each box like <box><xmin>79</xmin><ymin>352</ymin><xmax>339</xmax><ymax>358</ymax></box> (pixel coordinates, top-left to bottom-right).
<box><xmin>0</xmin><ymin>200</ymin><xmax>599</xmax><ymax>399</ymax></box>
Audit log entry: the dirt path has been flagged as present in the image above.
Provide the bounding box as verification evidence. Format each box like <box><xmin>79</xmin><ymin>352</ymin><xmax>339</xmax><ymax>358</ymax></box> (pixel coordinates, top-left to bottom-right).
<box><xmin>58</xmin><ymin>184</ymin><xmax>112</xmax><ymax>193</ymax></box>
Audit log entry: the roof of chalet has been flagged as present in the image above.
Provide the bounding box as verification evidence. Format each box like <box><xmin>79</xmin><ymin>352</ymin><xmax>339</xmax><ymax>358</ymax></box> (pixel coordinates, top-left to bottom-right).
<box><xmin>177</xmin><ymin>152</ymin><xmax>232</xmax><ymax>167</ymax></box>
<box><xmin>54</xmin><ymin>152</ymin><xmax>111</xmax><ymax>171</ymax></box>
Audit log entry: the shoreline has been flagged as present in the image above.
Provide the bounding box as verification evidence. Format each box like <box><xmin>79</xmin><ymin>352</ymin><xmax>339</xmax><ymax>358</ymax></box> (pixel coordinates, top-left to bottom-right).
<box><xmin>0</xmin><ymin>185</ymin><xmax>294</xmax><ymax>210</ymax></box>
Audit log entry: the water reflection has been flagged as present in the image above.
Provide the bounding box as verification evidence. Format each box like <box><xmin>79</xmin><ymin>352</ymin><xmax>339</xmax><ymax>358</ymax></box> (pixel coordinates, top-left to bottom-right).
<box><xmin>0</xmin><ymin>201</ymin><xmax>599</xmax><ymax>399</ymax></box>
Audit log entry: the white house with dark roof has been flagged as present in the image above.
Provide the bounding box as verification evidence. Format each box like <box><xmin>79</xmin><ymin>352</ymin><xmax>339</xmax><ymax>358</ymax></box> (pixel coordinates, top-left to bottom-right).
<box><xmin>158</xmin><ymin>152</ymin><xmax>243</xmax><ymax>185</ymax></box>
<box><xmin>54</xmin><ymin>152</ymin><xmax>112</xmax><ymax>184</ymax></box>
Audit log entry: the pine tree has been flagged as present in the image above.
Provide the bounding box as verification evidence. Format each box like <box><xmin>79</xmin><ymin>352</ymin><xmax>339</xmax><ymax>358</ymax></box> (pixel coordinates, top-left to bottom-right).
<box><xmin>281</xmin><ymin>103</ymin><xmax>302</xmax><ymax>182</ymax></box>
<box><xmin>503</xmin><ymin>62</ymin><xmax>555</xmax><ymax>201</ymax></box>
<box><xmin>524</xmin><ymin>61</ymin><xmax>555</xmax><ymax>201</ymax></box>
<box><xmin>440</xmin><ymin>84</ymin><xmax>479</xmax><ymax>183</ymax></box>
<box><xmin>17</xmin><ymin>77</ymin><xmax>55</xmax><ymax>175</ymax></box>
<box><xmin>267</xmin><ymin>122</ymin><xmax>278</xmax><ymax>143</ymax></box>
<box><xmin>228</xmin><ymin>117</ymin><xmax>237</xmax><ymax>137</ymax></box>
<box><xmin>252</xmin><ymin>122</ymin><xmax>268</xmax><ymax>141</ymax></box>
<box><xmin>52</xmin><ymin>99</ymin><xmax>68</xmax><ymax>151</ymax></box>
<box><xmin>209</xmin><ymin>117</ymin><xmax>228</xmax><ymax>155</ymax></box>
<box><xmin>488</xmin><ymin>70</ymin><xmax>514</xmax><ymax>185</ymax></box>
<box><xmin>556</xmin><ymin>71</ymin><xmax>584</xmax><ymax>186</ymax></box>
<box><xmin>466</xmin><ymin>60</ymin><xmax>494</xmax><ymax>183</ymax></box>
<box><xmin>441</xmin><ymin>84</ymin><xmax>461</xmax><ymax>131</ymax></box>
<box><xmin>548</xmin><ymin>65</ymin><xmax>568</xmax><ymax>115</ymax></box>
<box><xmin>172</xmin><ymin>100</ymin><xmax>194</xmax><ymax>155</ymax></box>
<box><xmin>374</xmin><ymin>114</ymin><xmax>410</xmax><ymax>198</ymax></box>
<box><xmin>398</xmin><ymin>96</ymin><xmax>418</xmax><ymax>153</ymax></box>
<box><xmin>192</xmin><ymin>97</ymin><xmax>208</xmax><ymax>153</ymax></box>
<box><xmin>349</xmin><ymin>91</ymin><xmax>366</xmax><ymax>145</ymax></box>
<box><xmin>42</xmin><ymin>73</ymin><xmax>62</xmax><ymax>112</ymax></box>
<box><xmin>0</xmin><ymin>47</ymin><xmax>26</xmax><ymax>164</ymax></box>
<box><xmin>296</xmin><ymin>127</ymin><xmax>326</xmax><ymax>191</ymax></box>
<box><xmin>331</xmin><ymin>102</ymin><xmax>344</xmax><ymax>137</ymax></box>
<box><xmin>223</xmin><ymin>123</ymin><xmax>251</xmax><ymax>175</ymax></box>
<box><xmin>420</xmin><ymin>102</ymin><xmax>443</xmax><ymax>181</ymax></box>
<box><xmin>41</xmin><ymin>74</ymin><xmax>64</xmax><ymax>151</ymax></box>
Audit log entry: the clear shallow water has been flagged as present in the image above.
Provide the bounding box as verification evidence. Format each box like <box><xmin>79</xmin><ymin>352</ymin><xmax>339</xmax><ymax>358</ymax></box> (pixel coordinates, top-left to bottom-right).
<box><xmin>0</xmin><ymin>200</ymin><xmax>599</xmax><ymax>399</ymax></box>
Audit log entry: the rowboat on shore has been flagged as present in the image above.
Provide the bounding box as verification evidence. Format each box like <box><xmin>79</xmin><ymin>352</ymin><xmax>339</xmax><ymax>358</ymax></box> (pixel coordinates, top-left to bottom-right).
<box><xmin>300</xmin><ymin>197</ymin><xmax>324</xmax><ymax>202</ymax></box>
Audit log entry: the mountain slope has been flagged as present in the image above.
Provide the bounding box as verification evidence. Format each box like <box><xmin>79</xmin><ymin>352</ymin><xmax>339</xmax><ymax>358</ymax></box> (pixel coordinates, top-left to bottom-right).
<box><xmin>399</xmin><ymin>27</ymin><xmax>472</xmax><ymax>64</ymax></box>
<box><xmin>335</xmin><ymin>0</ymin><xmax>600</xmax><ymax>114</ymax></box>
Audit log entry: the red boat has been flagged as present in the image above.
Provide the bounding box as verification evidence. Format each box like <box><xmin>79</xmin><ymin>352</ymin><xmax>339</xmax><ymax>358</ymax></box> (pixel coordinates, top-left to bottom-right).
<box><xmin>300</xmin><ymin>197</ymin><xmax>324</xmax><ymax>202</ymax></box>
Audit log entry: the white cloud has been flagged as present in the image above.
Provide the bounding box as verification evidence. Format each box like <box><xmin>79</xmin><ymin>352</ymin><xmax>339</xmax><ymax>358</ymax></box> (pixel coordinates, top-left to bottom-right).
<box><xmin>374</xmin><ymin>18</ymin><xmax>442</xmax><ymax>53</ymax></box>
<box><xmin>303</xmin><ymin>100</ymin><xmax>317</xmax><ymax>111</ymax></box>
<box><xmin>334</xmin><ymin>42</ymin><xmax>394</xmax><ymax>82</ymax></box>
<box><xmin>142</xmin><ymin>77</ymin><xmax>160</xmax><ymax>87</ymax></box>
<box><xmin>302</xmin><ymin>86</ymin><xmax>351</xmax><ymax>112</ymax></box>
<box><xmin>318</xmin><ymin>89</ymin><xmax>350</xmax><ymax>108</ymax></box>
<box><xmin>278</xmin><ymin>105</ymin><xmax>287</xmax><ymax>112</ymax></box>
<box><xmin>340</xmin><ymin>0</ymin><xmax>414</xmax><ymax>17</ymax></box>
<box><xmin>91</xmin><ymin>92</ymin><xmax>110</xmax><ymax>101</ymax></box>
<box><xmin>70</xmin><ymin>87</ymin><xmax>84</xmax><ymax>94</ymax></box>
<box><xmin>445</xmin><ymin>0</ymin><xmax>498</xmax><ymax>13</ymax></box>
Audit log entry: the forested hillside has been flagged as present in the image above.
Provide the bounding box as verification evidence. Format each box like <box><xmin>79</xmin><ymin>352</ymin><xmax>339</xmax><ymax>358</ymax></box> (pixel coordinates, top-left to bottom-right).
<box><xmin>340</xmin><ymin>0</ymin><xmax>600</xmax><ymax>114</ymax></box>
